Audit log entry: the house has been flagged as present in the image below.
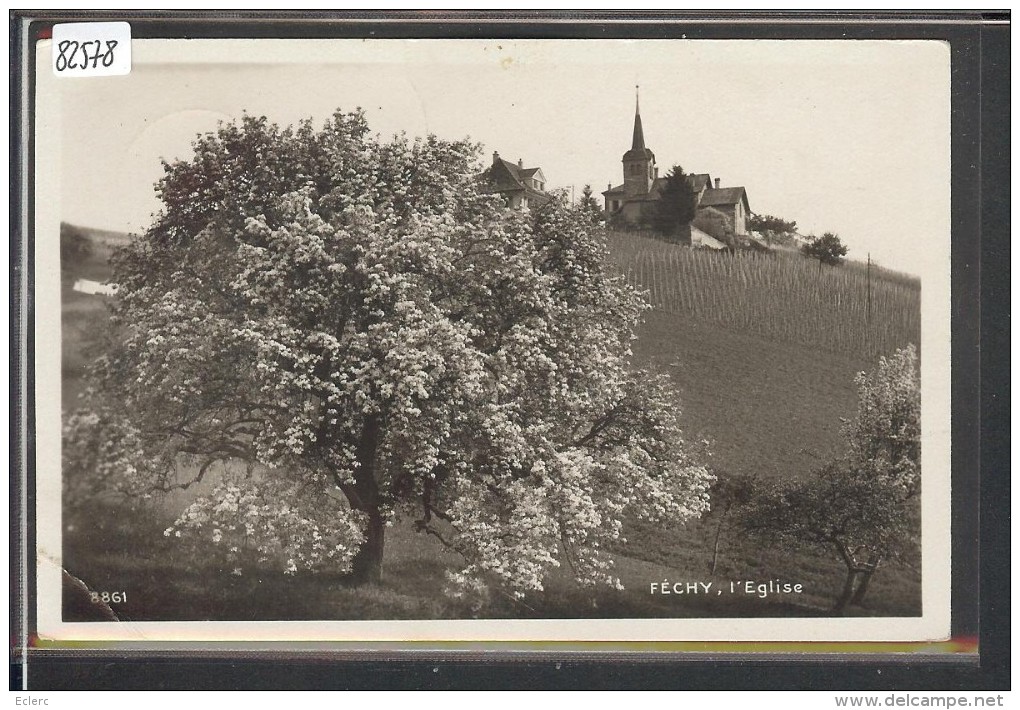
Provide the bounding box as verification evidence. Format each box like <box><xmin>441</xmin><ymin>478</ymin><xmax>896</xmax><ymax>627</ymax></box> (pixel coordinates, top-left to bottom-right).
<box><xmin>482</xmin><ymin>151</ymin><xmax>553</xmax><ymax>210</ymax></box>
<box><xmin>696</xmin><ymin>179</ymin><xmax>751</xmax><ymax>237</ymax></box>
<box><xmin>603</xmin><ymin>91</ymin><xmax>752</xmax><ymax>241</ymax></box>
<box><xmin>72</xmin><ymin>278</ymin><xmax>117</xmax><ymax>296</ymax></box>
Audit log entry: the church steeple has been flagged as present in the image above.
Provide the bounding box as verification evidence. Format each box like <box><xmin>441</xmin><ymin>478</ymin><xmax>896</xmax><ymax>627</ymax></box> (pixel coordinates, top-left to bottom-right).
<box><xmin>632</xmin><ymin>85</ymin><xmax>646</xmax><ymax>151</ymax></box>
<box><xmin>622</xmin><ymin>85</ymin><xmax>656</xmax><ymax>197</ymax></box>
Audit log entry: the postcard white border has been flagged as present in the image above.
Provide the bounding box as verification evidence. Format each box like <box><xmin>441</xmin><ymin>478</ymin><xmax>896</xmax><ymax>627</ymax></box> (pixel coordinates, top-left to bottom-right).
<box><xmin>33</xmin><ymin>38</ymin><xmax>952</xmax><ymax>645</ymax></box>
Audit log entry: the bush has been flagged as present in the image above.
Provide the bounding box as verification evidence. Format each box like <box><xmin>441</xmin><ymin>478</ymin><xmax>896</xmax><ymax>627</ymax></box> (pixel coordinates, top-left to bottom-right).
<box><xmin>748</xmin><ymin>213</ymin><xmax>797</xmax><ymax>246</ymax></box>
<box><xmin>693</xmin><ymin>207</ymin><xmax>734</xmax><ymax>246</ymax></box>
<box><xmin>802</xmin><ymin>232</ymin><xmax>848</xmax><ymax>266</ymax></box>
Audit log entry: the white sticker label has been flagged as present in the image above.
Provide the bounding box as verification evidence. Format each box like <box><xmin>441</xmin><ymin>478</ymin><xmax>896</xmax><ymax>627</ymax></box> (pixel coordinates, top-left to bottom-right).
<box><xmin>52</xmin><ymin>22</ymin><xmax>131</xmax><ymax>77</ymax></box>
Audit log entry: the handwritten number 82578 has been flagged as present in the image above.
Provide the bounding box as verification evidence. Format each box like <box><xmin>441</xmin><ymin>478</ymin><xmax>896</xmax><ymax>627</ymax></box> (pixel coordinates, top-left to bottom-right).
<box><xmin>55</xmin><ymin>39</ymin><xmax>118</xmax><ymax>72</ymax></box>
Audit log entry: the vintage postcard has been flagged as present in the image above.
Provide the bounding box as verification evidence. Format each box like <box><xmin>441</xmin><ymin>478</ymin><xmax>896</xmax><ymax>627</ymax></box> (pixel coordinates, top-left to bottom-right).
<box><xmin>33</xmin><ymin>36</ymin><xmax>952</xmax><ymax>646</ymax></box>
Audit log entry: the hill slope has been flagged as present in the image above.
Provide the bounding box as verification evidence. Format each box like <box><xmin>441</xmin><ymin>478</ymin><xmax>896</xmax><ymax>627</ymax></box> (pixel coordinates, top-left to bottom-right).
<box><xmin>632</xmin><ymin>309</ymin><xmax>865</xmax><ymax>480</ymax></box>
<box><xmin>59</xmin><ymin>223</ymin><xmax>922</xmax><ymax>619</ymax></box>
<box><xmin>610</xmin><ymin>230</ymin><xmax>920</xmax><ymax>362</ymax></box>
<box><xmin>609</xmin><ymin>229</ymin><xmax>921</xmax><ymax>480</ymax></box>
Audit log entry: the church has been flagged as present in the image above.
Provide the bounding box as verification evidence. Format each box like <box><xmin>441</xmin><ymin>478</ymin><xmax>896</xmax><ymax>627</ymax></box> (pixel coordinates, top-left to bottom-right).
<box><xmin>603</xmin><ymin>91</ymin><xmax>752</xmax><ymax>243</ymax></box>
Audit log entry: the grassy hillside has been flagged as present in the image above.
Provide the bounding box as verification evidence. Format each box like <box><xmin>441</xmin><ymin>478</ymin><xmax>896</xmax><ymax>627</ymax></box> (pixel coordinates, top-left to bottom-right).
<box><xmin>610</xmin><ymin>228</ymin><xmax>921</xmax><ymax>480</ymax></box>
<box><xmin>64</xmin><ymin>499</ymin><xmax>918</xmax><ymax>621</ymax></box>
<box><xmin>610</xmin><ymin>230</ymin><xmax>920</xmax><ymax>361</ymax></box>
<box><xmin>60</xmin><ymin>223</ymin><xmax>130</xmax><ymax>409</ymax></box>
<box><xmin>633</xmin><ymin>309</ymin><xmax>864</xmax><ymax>480</ymax></box>
<box><xmin>59</xmin><ymin>223</ymin><xmax>922</xmax><ymax>621</ymax></box>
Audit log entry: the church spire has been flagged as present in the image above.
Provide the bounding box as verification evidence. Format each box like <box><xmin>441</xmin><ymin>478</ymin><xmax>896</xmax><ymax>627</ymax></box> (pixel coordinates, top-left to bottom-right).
<box><xmin>622</xmin><ymin>85</ymin><xmax>655</xmax><ymax>197</ymax></box>
<box><xmin>631</xmin><ymin>85</ymin><xmax>646</xmax><ymax>151</ymax></box>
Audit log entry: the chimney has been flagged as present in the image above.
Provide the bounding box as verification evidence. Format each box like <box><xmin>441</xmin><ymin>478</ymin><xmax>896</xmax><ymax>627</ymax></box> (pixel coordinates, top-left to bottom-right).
<box><xmin>714</xmin><ymin>178</ymin><xmax>721</xmax><ymax>189</ymax></box>
<box><xmin>607</xmin><ymin>183</ymin><xmax>612</xmax><ymax>192</ymax></box>
<box><xmin>655</xmin><ymin>167</ymin><xmax>659</xmax><ymax>179</ymax></box>
<box><xmin>518</xmin><ymin>158</ymin><xmax>524</xmax><ymax>169</ymax></box>
<box><xmin>493</xmin><ymin>151</ymin><xmax>500</xmax><ymax>165</ymax></box>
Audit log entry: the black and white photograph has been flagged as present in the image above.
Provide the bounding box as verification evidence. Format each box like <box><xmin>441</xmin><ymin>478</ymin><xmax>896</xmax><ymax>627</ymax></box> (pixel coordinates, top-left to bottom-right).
<box><xmin>33</xmin><ymin>36</ymin><xmax>952</xmax><ymax>644</ymax></box>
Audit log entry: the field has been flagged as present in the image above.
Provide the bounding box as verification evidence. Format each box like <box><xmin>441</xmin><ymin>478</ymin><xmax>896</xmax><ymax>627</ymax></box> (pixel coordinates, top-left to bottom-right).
<box><xmin>58</xmin><ymin>224</ymin><xmax>923</xmax><ymax>621</ymax></box>
<box><xmin>609</xmin><ymin>230</ymin><xmax>920</xmax><ymax>361</ymax></box>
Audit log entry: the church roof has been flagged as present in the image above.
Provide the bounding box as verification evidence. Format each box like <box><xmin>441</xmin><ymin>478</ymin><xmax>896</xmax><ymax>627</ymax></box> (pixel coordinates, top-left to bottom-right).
<box><xmin>603</xmin><ymin>176</ymin><xmax>670</xmax><ymax>199</ymax></box>
<box><xmin>623</xmin><ymin>89</ymin><xmax>655</xmax><ymax>162</ymax></box>
<box><xmin>623</xmin><ymin>147</ymin><xmax>655</xmax><ymax>162</ymax></box>
<box><xmin>632</xmin><ymin>102</ymin><xmax>646</xmax><ymax>151</ymax></box>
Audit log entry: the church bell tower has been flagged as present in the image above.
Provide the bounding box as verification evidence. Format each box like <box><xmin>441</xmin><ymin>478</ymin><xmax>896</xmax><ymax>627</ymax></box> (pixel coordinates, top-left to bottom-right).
<box><xmin>622</xmin><ymin>86</ymin><xmax>656</xmax><ymax>197</ymax></box>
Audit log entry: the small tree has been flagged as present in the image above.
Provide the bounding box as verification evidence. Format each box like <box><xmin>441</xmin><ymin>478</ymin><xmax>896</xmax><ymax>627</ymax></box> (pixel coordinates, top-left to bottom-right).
<box><xmin>747</xmin><ymin>213</ymin><xmax>797</xmax><ymax>246</ymax></box>
<box><xmin>743</xmin><ymin>345</ymin><xmax>920</xmax><ymax>613</ymax></box>
<box><xmin>840</xmin><ymin>343</ymin><xmax>921</xmax><ymax>603</ymax></box>
<box><xmin>576</xmin><ymin>184</ymin><xmax>603</xmax><ymax>221</ymax></box>
<box><xmin>67</xmin><ymin>109</ymin><xmax>713</xmax><ymax>598</ymax></box>
<box><xmin>746</xmin><ymin>464</ymin><xmax>918</xmax><ymax>614</ymax></box>
<box><xmin>651</xmin><ymin>165</ymin><xmax>698</xmax><ymax>238</ymax></box>
<box><xmin>801</xmin><ymin>232</ymin><xmax>848</xmax><ymax>266</ymax></box>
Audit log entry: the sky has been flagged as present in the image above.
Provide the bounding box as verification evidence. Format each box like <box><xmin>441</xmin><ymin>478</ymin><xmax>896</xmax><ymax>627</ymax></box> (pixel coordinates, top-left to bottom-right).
<box><xmin>52</xmin><ymin>39</ymin><xmax>950</xmax><ymax>275</ymax></box>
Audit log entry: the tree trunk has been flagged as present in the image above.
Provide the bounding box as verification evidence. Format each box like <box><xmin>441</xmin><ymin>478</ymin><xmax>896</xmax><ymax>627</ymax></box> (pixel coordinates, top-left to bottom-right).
<box><xmin>350</xmin><ymin>510</ymin><xmax>385</xmax><ymax>584</ymax></box>
<box><xmin>851</xmin><ymin>555</ymin><xmax>881</xmax><ymax>606</ymax></box>
<box><xmin>348</xmin><ymin>414</ymin><xmax>385</xmax><ymax>584</ymax></box>
<box><xmin>710</xmin><ymin>518</ymin><xmax>725</xmax><ymax>575</ymax></box>
<box><xmin>833</xmin><ymin>566</ymin><xmax>858</xmax><ymax>616</ymax></box>
<box><xmin>849</xmin><ymin>569</ymin><xmax>873</xmax><ymax>607</ymax></box>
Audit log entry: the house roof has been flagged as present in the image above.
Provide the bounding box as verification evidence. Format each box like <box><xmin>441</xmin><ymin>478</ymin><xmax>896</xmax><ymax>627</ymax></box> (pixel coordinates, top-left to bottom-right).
<box><xmin>603</xmin><ymin>177</ymin><xmax>671</xmax><ymax>200</ymax></box>
<box><xmin>483</xmin><ymin>154</ymin><xmax>547</xmax><ymax>194</ymax></box>
<box><xmin>690</xmin><ymin>173</ymin><xmax>713</xmax><ymax>192</ymax></box>
<box><xmin>699</xmin><ymin>186</ymin><xmax>751</xmax><ymax>213</ymax></box>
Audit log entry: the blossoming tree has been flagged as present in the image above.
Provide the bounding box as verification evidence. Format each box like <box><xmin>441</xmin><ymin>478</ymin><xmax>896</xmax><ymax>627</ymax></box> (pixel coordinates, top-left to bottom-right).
<box><xmin>67</xmin><ymin>110</ymin><xmax>712</xmax><ymax>595</ymax></box>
